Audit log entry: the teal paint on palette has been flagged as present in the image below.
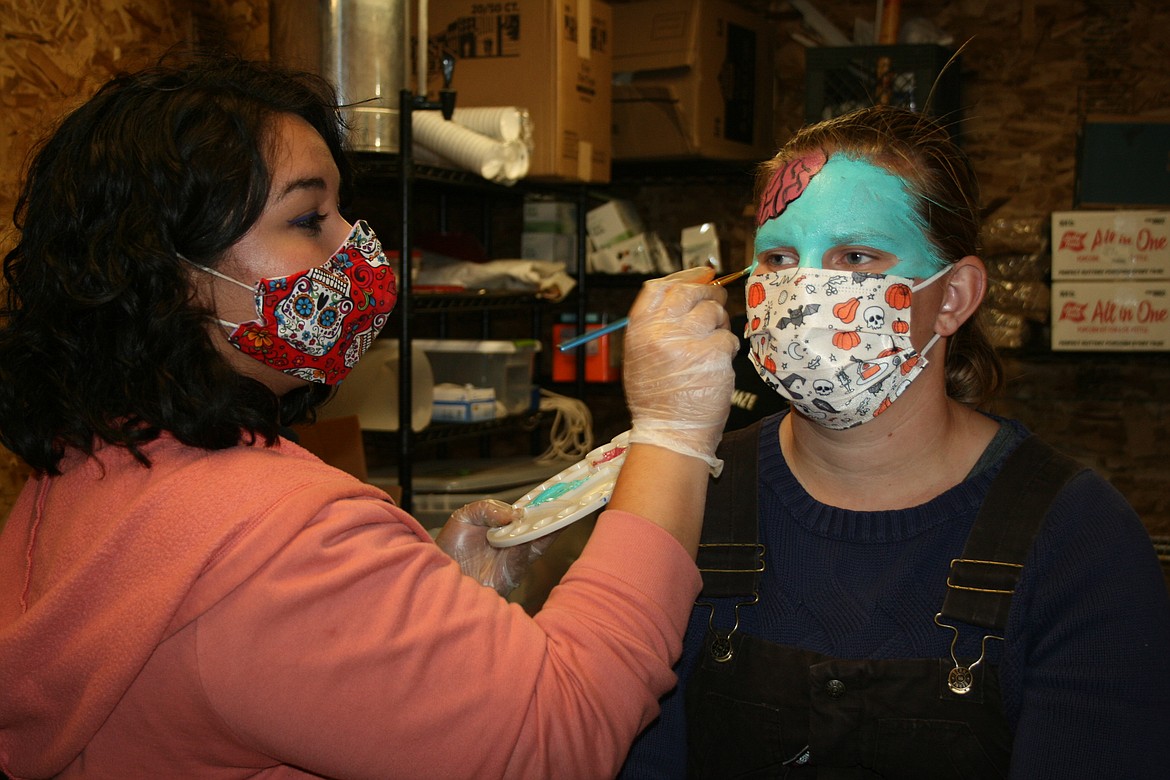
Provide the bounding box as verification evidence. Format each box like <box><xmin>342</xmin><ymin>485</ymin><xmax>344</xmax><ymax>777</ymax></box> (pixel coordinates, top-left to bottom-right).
<box><xmin>528</xmin><ymin>477</ymin><xmax>591</xmax><ymax>507</ymax></box>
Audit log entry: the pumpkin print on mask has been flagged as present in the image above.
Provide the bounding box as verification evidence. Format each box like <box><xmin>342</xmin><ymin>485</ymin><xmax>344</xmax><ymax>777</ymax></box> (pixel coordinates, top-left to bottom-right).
<box><xmin>833</xmin><ymin>297</ymin><xmax>861</xmax><ymax>323</ymax></box>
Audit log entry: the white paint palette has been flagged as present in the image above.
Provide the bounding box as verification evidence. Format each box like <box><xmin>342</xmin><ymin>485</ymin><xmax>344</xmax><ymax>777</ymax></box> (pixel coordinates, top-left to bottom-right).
<box><xmin>486</xmin><ymin>431</ymin><xmax>631</xmax><ymax>548</ymax></box>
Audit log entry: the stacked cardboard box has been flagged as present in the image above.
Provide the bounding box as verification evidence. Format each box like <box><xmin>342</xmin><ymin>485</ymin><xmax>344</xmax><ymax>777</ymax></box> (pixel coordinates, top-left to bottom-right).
<box><xmin>521</xmin><ymin>198</ymin><xmax>579</xmax><ymax>269</ymax></box>
<box><xmin>611</xmin><ymin>0</ymin><xmax>775</xmax><ymax>161</ymax></box>
<box><xmin>584</xmin><ymin>199</ymin><xmax>673</xmax><ymax>274</ymax></box>
<box><xmin>427</xmin><ymin>0</ymin><xmax>612</xmax><ymax>183</ymax></box>
<box><xmin>1050</xmin><ymin>210</ymin><xmax>1170</xmax><ymax>351</ymax></box>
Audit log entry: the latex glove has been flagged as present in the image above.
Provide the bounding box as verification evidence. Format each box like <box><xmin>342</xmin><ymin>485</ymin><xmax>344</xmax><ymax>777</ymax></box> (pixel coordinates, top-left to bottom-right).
<box><xmin>623</xmin><ymin>266</ymin><xmax>740</xmax><ymax>476</ymax></box>
<box><xmin>434</xmin><ymin>499</ymin><xmax>562</xmax><ymax>596</ymax></box>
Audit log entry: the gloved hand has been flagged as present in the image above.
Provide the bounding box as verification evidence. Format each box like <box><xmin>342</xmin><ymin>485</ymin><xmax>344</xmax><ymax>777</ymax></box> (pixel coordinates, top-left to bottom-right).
<box><xmin>623</xmin><ymin>266</ymin><xmax>740</xmax><ymax>476</ymax></box>
<box><xmin>434</xmin><ymin>499</ymin><xmax>562</xmax><ymax>596</ymax></box>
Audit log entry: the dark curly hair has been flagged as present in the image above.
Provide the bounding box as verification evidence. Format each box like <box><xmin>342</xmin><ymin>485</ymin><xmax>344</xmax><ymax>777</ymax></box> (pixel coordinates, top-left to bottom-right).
<box><xmin>755</xmin><ymin>105</ymin><xmax>1004</xmax><ymax>408</ymax></box>
<box><xmin>0</xmin><ymin>53</ymin><xmax>353</xmax><ymax>473</ymax></box>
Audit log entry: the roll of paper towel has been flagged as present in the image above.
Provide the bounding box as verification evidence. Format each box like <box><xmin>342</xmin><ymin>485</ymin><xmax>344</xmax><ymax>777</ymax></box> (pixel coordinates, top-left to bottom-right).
<box><xmin>318</xmin><ymin>340</ymin><xmax>433</xmax><ymax>432</ymax></box>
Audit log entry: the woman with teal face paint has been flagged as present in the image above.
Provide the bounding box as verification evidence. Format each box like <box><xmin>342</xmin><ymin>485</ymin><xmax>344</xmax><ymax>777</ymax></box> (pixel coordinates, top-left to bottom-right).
<box><xmin>620</xmin><ymin>105</ymin><xmax>1170</xmax><ymax>779</ymax></box>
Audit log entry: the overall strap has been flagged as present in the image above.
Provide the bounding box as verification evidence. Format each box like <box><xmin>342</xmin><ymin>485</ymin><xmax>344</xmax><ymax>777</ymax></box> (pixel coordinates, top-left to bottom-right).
<box><xmin>696</xmin><ymin>420</ymin><xmax>765</xmax><ymax>599</ymax></box>
<box><xmin>941</xmin><ymin>435</ymin><xmax>1085</xmax><ymax>631</ymax></box>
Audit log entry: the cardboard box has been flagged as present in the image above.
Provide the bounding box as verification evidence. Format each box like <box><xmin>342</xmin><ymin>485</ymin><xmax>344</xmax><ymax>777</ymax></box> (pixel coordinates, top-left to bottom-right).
<box><xmin>1051</xmin><ymin>210</ymin><xmax>1170</xmax><ymax>279</ymax></box>
<box><xmin>553</xmin><ymin>319</ymin><xmax>622</xmax><ymax>382</ymax></box>
<box><xmin>611</xmin><ymin>0</ymin><xmax>774</xmax><ymax>161</ymax></box>
<box><xmin>521</xmin><ymin>231</ymin><xmax>577</xmax><ymax>265</ymax></box>
<box><xmin>1051</xmin><ymin>280</ymin><xmax>1170</xmax><ymax>351</ymax></box>
<box><xmin>588</xmin><ymin>232</ymin><xmax>660</xmax><ymax>274</ymax></box>
<box><xmin>427</xmin><ymin>0</ymin><xmax>612</xmax><ymax>182</ymax></box>
<box><xmin>523</xmin><ymin>199</ymin><xmax>579</xmax><ymax>235</ymax></box>
<box><xmin>290</xmin><ymin>415</ymin><xmax>369</xmax><ymax>481</ymax></box>
<box><xmin>586</xmin><ymin>198</ymin><xmax>643</xmax><ymax>249</ymax></box>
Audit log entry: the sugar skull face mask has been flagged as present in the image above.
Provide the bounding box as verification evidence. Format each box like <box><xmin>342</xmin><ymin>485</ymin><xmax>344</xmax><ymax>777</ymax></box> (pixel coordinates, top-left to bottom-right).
<box><xmin>191</xmin><ymin>219</ymin><xmax>397</xmax><ymax>385</ymax></box>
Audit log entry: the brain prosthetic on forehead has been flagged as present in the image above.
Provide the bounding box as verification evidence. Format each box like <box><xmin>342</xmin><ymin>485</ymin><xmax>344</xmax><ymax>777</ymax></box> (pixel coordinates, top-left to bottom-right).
<box><xmin>757</xmin><ymin>149</ymin><xmax>828</xmax><ymax>226</ymax></box>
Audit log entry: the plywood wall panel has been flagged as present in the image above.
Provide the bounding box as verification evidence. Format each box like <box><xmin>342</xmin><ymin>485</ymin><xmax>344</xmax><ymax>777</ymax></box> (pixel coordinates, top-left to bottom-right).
<box><xmin>0</xmin><ymin>0</ymin><xmax>268</xmax><ymax>521</ymax></box>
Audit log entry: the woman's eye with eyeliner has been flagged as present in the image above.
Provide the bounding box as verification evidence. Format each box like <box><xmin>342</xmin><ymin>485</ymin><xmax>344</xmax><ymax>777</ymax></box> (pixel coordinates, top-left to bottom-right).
<box><xmin>292</xmin><ymin>213</ymin><xmax>327</xmax><ymax>235</ymax></box>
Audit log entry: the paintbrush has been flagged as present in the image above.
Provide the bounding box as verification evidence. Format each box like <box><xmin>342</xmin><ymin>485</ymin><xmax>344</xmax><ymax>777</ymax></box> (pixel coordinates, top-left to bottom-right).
<box><xmin>556</xmin><ymin>266</ymin><xmax>751</xmax><ymax>352</ymax></box>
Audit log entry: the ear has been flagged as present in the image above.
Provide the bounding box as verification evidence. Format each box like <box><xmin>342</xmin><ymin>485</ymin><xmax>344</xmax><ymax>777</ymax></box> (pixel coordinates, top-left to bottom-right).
<box><xmin>933</xmin><ymin>255</ymin><xmax>986</xmax><ymax>337</ymax></box>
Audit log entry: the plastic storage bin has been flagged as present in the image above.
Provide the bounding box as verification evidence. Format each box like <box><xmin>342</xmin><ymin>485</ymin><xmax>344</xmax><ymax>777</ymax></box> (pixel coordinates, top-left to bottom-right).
<box><xmin>415</xmin><ymin>339</ymin><xmax>541</xmax><ymax>416</ymax></box>
<box><xmin>804</xmin><ymin>45</ymin><xmax>960</xmax><ymax>125</ymax></box>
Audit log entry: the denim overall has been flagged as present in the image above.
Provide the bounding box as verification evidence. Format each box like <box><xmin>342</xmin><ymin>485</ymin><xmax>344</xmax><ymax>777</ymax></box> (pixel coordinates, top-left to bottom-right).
<box><xmin>685</xmin><ymin>423</ymin><xmax>1081</xmax><ymax>779</ymax></box>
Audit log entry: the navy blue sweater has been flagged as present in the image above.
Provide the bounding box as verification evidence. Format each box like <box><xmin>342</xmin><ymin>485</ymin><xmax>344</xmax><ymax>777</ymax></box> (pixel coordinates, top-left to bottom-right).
<box><xmin>621</xmin><ymin>412</ymin><xmax>1170</xmax><ymax>778</ymax></box>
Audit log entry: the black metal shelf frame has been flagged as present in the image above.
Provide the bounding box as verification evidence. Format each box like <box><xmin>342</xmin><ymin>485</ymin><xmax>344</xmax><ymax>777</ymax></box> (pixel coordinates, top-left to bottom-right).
<box><xmin>366</xmin><ymin>409</ymin><xmax>550</xmax><ymax>450</ymax></box>
<box><xmin>375</xmin><ymin>99</ymin><xmax>761</xmax><ymax>508</ymax></box>
<box><xmin>390</xmin><ymin>91</ymin><xmax>597</xmax><ymax>510</ymax></box>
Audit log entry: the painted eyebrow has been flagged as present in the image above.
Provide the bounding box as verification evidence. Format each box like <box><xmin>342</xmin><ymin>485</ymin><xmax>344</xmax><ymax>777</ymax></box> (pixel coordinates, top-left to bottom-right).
<box><xmin>823</xmin><ymin>230</ymin><xmax>903</xmax><ymax>251</ymax></box>
<box><xmin>275</xmin><ymin>176</ymin><xmax>328</xmax><ymax>202</ymax></box>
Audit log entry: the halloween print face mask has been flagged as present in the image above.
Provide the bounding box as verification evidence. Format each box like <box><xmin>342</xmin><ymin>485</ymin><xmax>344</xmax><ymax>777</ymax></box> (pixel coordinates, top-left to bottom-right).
<box><xmin>744</xmin><ymin>265</ymin><xmax>949</xmax><ymax>429</ymax></box>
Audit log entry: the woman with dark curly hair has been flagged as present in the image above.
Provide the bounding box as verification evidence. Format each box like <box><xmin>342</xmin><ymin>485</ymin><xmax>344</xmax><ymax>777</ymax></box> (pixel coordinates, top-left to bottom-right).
<box><xmin>0</xmin><ymin>55</ymin><xmax>740</xmax><ymax>778</ymax></box>
<box><xmin>621</xmin><ymin>106</ymin><xmax>1170</xmax><ymax>778</ymax></box>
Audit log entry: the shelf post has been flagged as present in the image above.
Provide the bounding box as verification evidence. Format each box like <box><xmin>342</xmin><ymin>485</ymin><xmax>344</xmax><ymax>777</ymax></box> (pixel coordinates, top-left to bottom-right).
<box><xmin>397</xmin><ymin>57</ymin><xmax>457</xmax><ymax>513</ymax></box>
<box><xmin>575</xmin><ymin>186</ymin><xmax>588</xmax><ymax>399</ymax></box>
<box><xmin>398</xmin><ymin>87</ymin><xmax>416</xmax><ymax>511</ymax></box>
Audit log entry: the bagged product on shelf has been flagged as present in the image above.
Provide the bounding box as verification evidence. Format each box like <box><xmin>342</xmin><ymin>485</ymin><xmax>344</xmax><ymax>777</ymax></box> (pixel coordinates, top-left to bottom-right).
<box><xmin>412</xmin><ymin>112</ymin><xmax>531</xmax><ymax>184</ymax></box>
<box><xmin>586</xmin><ymin>199</ymin><xmax>644</xmax><ymax>250</ymax></box>
<box><xmin>587</xmin><ymin>232</ymin><xmax>671</xmax><ymax>275</ymax></box>
<box><xmin>681</xmin><ymin>223</ymin><xmax>722</xmax><ymax>272</ymax></box>
<box><xmin>415</xmin><ymin>254</ymin><xmax>576</xmax><ymax>301</ymax></box>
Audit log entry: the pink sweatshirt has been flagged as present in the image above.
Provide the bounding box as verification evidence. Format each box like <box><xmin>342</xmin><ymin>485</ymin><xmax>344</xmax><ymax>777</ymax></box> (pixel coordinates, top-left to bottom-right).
<box><xmin>0</xmin><ymin>435</ymin><xmax>701</xmax><ymax>779</ymax></box>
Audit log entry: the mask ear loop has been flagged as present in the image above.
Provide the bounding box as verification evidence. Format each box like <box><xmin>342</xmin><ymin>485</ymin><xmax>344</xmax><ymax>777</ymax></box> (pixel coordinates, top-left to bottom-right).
<box><xmin>909</xmin><ymin>262</ymin><xmax>955</xmax><ymax>292</ymax></box>
<box><xmin>919</xmin><ymin>332</ymin><xmax>943</xmax><ymax>358</ymax></box>
<box><xmin>908</xmin><ymin>264</ymin><xmax>955</xmax><ymax>358</ymax></box>
<box><xmin>180</xmin><ymin>256</ymin><xmax>253</xmax><ymax>331</ymax></box>
<box><xmin>185</xmin><ymin>261</ymin><xmax>256</xmax><ymax>293</ymax></box>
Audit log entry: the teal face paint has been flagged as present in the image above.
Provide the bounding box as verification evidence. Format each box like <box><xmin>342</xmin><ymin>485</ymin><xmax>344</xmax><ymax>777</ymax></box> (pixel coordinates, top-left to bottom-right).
<box><xmin>528</xmin><ymin>477</ymin><xmax>591</xmax><ymax>507</ymax></box>
<box><xmin>752</xmin><ymin>155</ymin><xmax>945</xmax><ymax>279</ymax></box>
